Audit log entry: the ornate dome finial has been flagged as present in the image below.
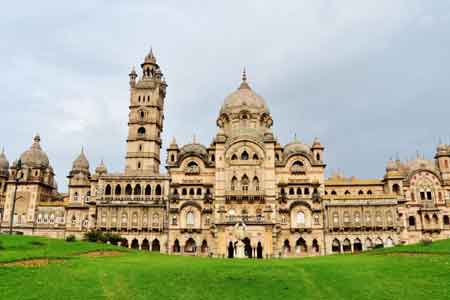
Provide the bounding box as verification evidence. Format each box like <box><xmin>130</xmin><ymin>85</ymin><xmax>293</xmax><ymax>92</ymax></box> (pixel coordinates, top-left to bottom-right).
<box><xmin>144</xmin><ymin>47</ymin><xmax>157</xmax><ymax>64</ymax></box>
<box><xmin>72</xmin><ymin>147</ymin><xmax>90</xmax><ymax>172</ymax></box>
<box><xmin>239</xmin><ymin>67</ymin><xmax>251</xmax><ymax>90</ymax></box>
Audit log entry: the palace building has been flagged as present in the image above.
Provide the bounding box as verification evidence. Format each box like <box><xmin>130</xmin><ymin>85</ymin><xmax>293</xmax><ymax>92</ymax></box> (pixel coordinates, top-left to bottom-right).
<box><xmin>1</xmin><ymin>50</ymin><xmax>450</xmax><ymax>258</ymax></box>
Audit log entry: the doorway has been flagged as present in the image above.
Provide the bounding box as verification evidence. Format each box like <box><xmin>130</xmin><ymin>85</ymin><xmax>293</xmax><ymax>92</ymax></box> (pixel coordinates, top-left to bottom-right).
<box><xmin>256</xmin><ymin>242</ymin><xmax>263</xmax><ymax>259</ymax></box>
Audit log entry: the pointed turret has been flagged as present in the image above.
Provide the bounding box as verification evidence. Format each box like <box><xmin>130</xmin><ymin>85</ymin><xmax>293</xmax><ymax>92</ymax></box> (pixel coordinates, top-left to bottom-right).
<box><xmin>0</xmin><ymin>147</ymin><xmax>9</xmax><ymax>177</ymax></box>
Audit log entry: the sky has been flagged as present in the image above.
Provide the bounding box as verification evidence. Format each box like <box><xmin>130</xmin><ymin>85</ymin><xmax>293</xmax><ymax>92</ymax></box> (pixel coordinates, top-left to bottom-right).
<box><xmin>1</xmin><ymin>1</ymin><xmax>450</xmax><ymax>191</ymax></box>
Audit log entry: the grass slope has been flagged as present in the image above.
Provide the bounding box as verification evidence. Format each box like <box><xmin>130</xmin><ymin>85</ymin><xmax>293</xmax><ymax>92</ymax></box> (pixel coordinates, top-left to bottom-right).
<box><xmin>1</xmin><ymin>235</ymin><xmax>449</xmax><ymax>300</ymax></box>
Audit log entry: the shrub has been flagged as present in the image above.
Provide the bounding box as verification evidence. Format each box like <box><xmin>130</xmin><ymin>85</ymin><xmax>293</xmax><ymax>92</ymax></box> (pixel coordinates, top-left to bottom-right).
<box><xmin>66</xmin><ymin>235</ymin><xmax>76</xmax><ymax>242</ymax></box>
<box><xmin>84</xmin><ymin>230</ymin><xmax>124</xmax><ymax>245</ymax></box>
<box><xmin>84</xmin><ymin>230</ymin><xmax>103</xmax><ymax>242</ymax></box>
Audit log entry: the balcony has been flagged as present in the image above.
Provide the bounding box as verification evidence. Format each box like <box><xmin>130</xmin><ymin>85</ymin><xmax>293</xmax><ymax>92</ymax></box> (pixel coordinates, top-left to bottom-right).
<box><xmin>99</xmin><ymin>195</ymin><xmax>165</xmax><ymax>204</ymax></box>
<box><xmin>225</xmin><ymin>191</ymin><xmax>265</xmax><ymax>204</ymax></box>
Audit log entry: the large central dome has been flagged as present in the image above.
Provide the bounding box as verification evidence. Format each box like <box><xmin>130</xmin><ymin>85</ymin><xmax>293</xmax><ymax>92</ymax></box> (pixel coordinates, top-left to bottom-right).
<box><xmin>219</xmin><ymin>71</ymin><xmax>270</xmax><ymax>115</ymax></box>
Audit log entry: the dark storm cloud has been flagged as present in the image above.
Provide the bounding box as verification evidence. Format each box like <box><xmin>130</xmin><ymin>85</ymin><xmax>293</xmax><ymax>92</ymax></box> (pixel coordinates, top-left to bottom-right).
<box><xmin>1</xmin><ymin>1</ymin><xmax>449</xmax><ymax>190</ymax></box>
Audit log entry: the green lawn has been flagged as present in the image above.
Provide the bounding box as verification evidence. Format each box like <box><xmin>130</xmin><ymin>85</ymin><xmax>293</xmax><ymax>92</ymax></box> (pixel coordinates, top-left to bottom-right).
<box><xmin>0</xmin><ymin>235</ymin><xmax>449</xmax><ymax>300</ymax></box>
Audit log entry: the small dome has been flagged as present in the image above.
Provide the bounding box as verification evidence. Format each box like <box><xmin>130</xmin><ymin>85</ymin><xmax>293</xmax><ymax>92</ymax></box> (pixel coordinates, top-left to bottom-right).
<box><xmin>19</xmin><ymin>134</ymin><xmax>50</xmax><ymax>168</ymax></box>
<box><xmin>284</xmin><ymin>139</ymin><xmax>311</xmax><ymax>156</ymax></box>
<box><xmin>219</xmin><ymin>71</ymin><xmax>269</xmax><ymax>116</ymax></box>
<box><xmin>72</xmin><ymin>148</ymin><xmax>89</xmax><ymax>171</ymax></box>
<box><xmin>312</xmin><ymin>137</ymin><xmax>323</xmax><ymax>148</ymax></box>
<box><xmin>437</xmin><ymin>143</ymin><xmax>448</xmax><ymax>153</ymax></box>
<box><xmin>0</xmin><ymin>148</ymin><xmax>9</xmax><ymax>171</ymax></box>
<box><xmin>95</xmin><ymin>160</ymin><xmax>108</xmax><ymax>175</ymax></box>
<box><xmin>180</xmin><ymin>143</ymin><xmax>208</xmax><ymax>158</ymax></box>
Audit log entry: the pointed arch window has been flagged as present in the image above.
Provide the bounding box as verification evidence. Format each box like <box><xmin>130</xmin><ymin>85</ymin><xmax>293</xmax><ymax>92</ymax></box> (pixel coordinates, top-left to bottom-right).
<box><xmin>241</xmin><ymin>151</ymin><xmax>249</xmax><ymax>160</ymax></box>
<box><xmin>241</xmin><ymin>175</ymin><xmax>249</xmax><ymax>192</ymax></box>
<box><xmin>252</xmin><ymin>153</ymin><xmax>259</xmax><ymax>160</ymax></box>
<box><xmin>296</xmin><ymin>211</ymin><xmax>305</xmax><ymax>226</ymax></box>
<box><xmin>134</xmin><ymin>184</ymin><xmax>141</xmax><ymax>195</ymax></box>
<box><xmin>231</xmin><ymin>176</ymin><xmax>238</xmax><ymax>191</ymax></box>
<box><xmin>253</xmin><ymin>176</ymin><xmax>260</xmax><ymax>191</ymax></box>
<box><xmin>186</xmin><ymin>211</ymin><xmax>195</xmax><ymax>226</ymax></box>
<box><xmin>231</xmin><ymin>154</ymin><xmax>238</xmax><ymax>161</ymax></box>
<box><xmin>155</xmin><ymin>184</ymin><xmax>162</xmax><ymax>196</ymax></box>
<box><xmin>115</xmin><ymin>185</ymin><xmax>121</xmax><ymax>195</ymax></box>
<box><xmin>145</xmin><ymin>184</ymin><xmax>151</xmax><ymax>195</ymax></box>
<box><xmin>125</xmin><ymin>184</ymin><xmax>132</xmax><ymax>195</ymax></box>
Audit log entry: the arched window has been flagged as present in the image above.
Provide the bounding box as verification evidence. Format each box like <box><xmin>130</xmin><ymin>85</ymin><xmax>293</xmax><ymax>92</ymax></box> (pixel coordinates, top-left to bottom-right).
<box><xmin>115</xmin><ymin>185</ymin><xmax>121</xmax><ymax>195</ymax></box>
<box><xmin>291</xmin><ymin>161</ymin><xmax>304</xmax><ymax>174</ymax></box>
<box><xmin>241</xmin><ymin>151</ymin><xmax>249</xmax><ymax>160</ymax></box>
<box><xmin>358</xmin><ymin>190</ymin><xmax>364</xmax><ymax>195</ymax></box>
<box><xmin>155</xmin><ymin>184</ymin><xmax>162</xmax><ymax>195</ymax></box>
<box><xmin>443</xmin><ymin>215</ymin><xmax>450</xmax><ymax>226</ymax></box>
<box><xmin>187</xmin><ymin>161</ymin><xmax>199</xmax><ymax>173</ymax></box>
<box><xmin>230</xmin><ymin>177</ymin><xmax>237</xmax><ymax>191</ymax></box>
<box><xmin>432</xmin><ymin>214</ymin><xmax>439</xmax><ymax>224</ymax></box>
<box><xmin>170</xmin><ymin>154</ymin><xmax>175</xmax><ymax>162</ymax></box>
<box><xmin>140</xmin><ymin>111</ymin><xmax>145</xmax><ymax>119</ymax></box>
<box><xmin>231</xmin><ymin>154</ymin><xmax>238</xmax><ymax>161</ymax></box>
<box><xmin>105</xmin><ymin>184</ymin><xmax>111</xmax><ymax>195</ymax></box>
<box><xmin>354</xmin><ymin>212</ymin><xmax>361</xmax><ymax>223</ymax></box>
<box><xmin>211</xmin><ymin>154</ymin><xmax>215</xmax><ymax>162</ymax></box>
<box><xmin>189</xmin><ymin>188</ymin><xmax>195</xmax><ymax>196</ymax></box>
<box><xmin>253</xmin><ymin>177</ymin><xmax>259</xmax><ymax>191</ymax></box>
<box><xmin>332</xmin><ymin>239</ymin><xmax>340</xmax><ymax>253</ymax></box>
<box><xmin>137</xmin><ymin>127</ymin><xmax>146</xmax><ymax>136</ymax></box>
<box><xmin>186</xmin><ymin>211</ymin><xmax>195</xmax><ymax>226</ymax></box>
<box><xmin>182</xmin><ymin>188</ymin><xmax>187</xmax><ymax>195</ymax></box>
<box><xmin>331</xmin><ymin>190</ymin><xmax>337</xmax><ymax>195</ymax></box>
<box><xmin>121</xmin><ymin>213</ymin><xmax>127</xmax><ymax>225</ymax></box>
<box><xmin>74</xmin><ymin>192</ymin><xmax>78</xmax><ymax>201</ymax></box>
<box><xmin>241</xmin><ymin>175</ymin><xmax>249</xmax><ymax>192</ymax></box>
<box><xmin>252</xmin><ymin>153</ymin><xmax>259</xmax><ymax>160</ymax></box>
<box><xmin>333</xmin><ymin>212</ymin><xmax>339</xmax><ymax>225</ymax></box>
<box><xmin>392</xmin><ymin>184</ymin><xmax>400</xmax><ymax>195</ymax></box>
<box><xmin>344</xmin><ymin>190</ymin><xmax>350</xmax><ymax>195</ymax></box>
<box><xmin>289</xmin><ymin>188</ymin><xmax>295</xmax><ymax>195</ymax></box>
<box><xmin>134</xmin><ymin>184</ymin><xmax>141</xmax><ymax>195</ymax></box>
<box><xmin>145</xmin><ymin>184</ymin><xmax>151</xmax><ymax>195</ymax></box>
<box><xmin>138</xmin><ymin>96</ymin><xmax>141</xmax><ymax>102</ymax></box>
<box><xmin>316</xmin><ymin>153</ymin><xmax>321</xmax><ymax>161</ymax></box>
<box><xmin>172</xmin><ymin>215</ymin><xmax>177</xmax><ymax>225</ymax></box>
<box><xmin>275</xmin><ymin>153</ymin><xmax>280</xmax><ymax>161</ymax></box>
<box><xmin>196</xmin><ymin>188</ymin><xmax>202</xmax><ymax>195</ymax></box>
<box><xmin>297</xmin><ymin>187</ymin><xmax>302</xmax><ymax>195</ymax></box>
<box><xmin>137</xmin><ymin>161</ymin><xmax>141</xmax><ymax>169</ymax></box>
<box><xmin>408</xmin><ymin>216</ymin><xmax>416</xmax><ymax>226</ymax></box>
<box><xmin>304</xmin><ymin>188</ymin><xmax>310</xmax><ymax>195</ymax></box>
<box><xmin>296</xmin><ymin>211</ymin><xmax>305</xmax><ymax>225</ymax></box>
<box><xmin>125</xmin><ymin>184</ymin><xmax>132</xmax><ymax>195</ymax></box>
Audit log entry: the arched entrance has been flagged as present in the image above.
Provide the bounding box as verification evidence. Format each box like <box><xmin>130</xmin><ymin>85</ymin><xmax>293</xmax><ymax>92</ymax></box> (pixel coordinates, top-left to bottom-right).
<box><xmin>141</xmin><ymin>239</ymin><xmax>150</xmax><ymax>251</ymax></box>
<box><xmin>185</xmin><ymin>238</ymin><xmax>196</xmax><ymax>253</ymax></box>
<box><xmin>256</xmin><ymin>242</ymin><xmax>263</xmax><ymax>259</ymax></box>
<box><xmin>295</xmin><ymin>238</ymin><xmax>307</xmax><ymax>255</ymax></box>
<box><xmin>228</xmin><ymin>241</ymin><xmax>234</xmax><ymax>258</ymax></box>
<box><xmin>331</xmin><ymin>239</ymin><xmax>340</xmax><ymax>253</ymax></box>
<box><xmin>342</xmin><ymin>239</ymin><xmax>351</xmax><ymax>252</ymax></box>
<box><xmin>131</xmin><ymin>238</ymin><xmax>139</xmax><ymax>249</ymax></box>
<box><xmin>353</xmin><ymin>238</ymin><xmax>362</xmax><ymax>252</ymax></box>
<box><xmin>173</xmin><ymin>239</ymin><xmax>181</xmax><ymax>253</ymax></box>
<box><xmin>243</xmin><ymin>238</ymin><xmax>252</xmax><ymax>258</ymax></box>
<box><xmin>152</xmin><ymin>239</ymin><xmax>160</xmax><ymax>252</ymax></box>
<box><xmin>283</xmin><ymin>240</ymin><xmax>291</xmax><ymax>256</ymax></box>
<box><xmin>312</xmin><ymin>239</ymin><xmax>320</xmax><ymax>254</ymax></box>
<box><xmin>201</xmin><ymin>240</ymin><xmax>208</xmax><ymax>254</ymax></box>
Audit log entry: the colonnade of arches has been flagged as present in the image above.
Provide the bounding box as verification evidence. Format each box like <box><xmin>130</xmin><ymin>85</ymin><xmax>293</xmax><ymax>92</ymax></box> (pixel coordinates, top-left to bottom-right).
<box><xmin>330</xmin><ymin>236</ymin><xmax>394</xmax><ymax>253</ymax></box>
<box><xmin>119</xmin><ymin>237</ymin><xmax>161</xmax><ymax>252</ymax></box>
<box><xmin>227</xmin><ymin>238</ymin><xmax>264</xmax><ymax>259</ymax></box>
<box><xmin>282</xmin><ymin>238</ymin><xmax>320</xmax><ymax>256</ymax></box>
<box><xmin>171</xmin><ymin>238</ymin><xmax>210</xmax><ymax>255</ymax></box>
<box><xmin>104</xmin><ymin>183</ymin><xmax>162</xmax><ymax>196</ymax></box>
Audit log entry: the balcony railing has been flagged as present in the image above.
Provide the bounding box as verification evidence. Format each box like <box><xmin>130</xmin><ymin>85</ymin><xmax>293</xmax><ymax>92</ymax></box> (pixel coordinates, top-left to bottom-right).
<box><xmin>225</xmin><ymin>191</ymin><xmax>265</xmax><ymax>203</ymax></box>
<box><xmin>99</xmin><ymin>196</ymin><xmax>165</xmax><ymax>203</ymax></box>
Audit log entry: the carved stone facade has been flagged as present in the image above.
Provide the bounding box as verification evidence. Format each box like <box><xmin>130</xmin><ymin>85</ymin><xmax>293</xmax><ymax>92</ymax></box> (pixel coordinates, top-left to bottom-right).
<box><xmin>1</xmin><ymin>50</ymin><xmax>450</xmax><ymax>258</ymax></box>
